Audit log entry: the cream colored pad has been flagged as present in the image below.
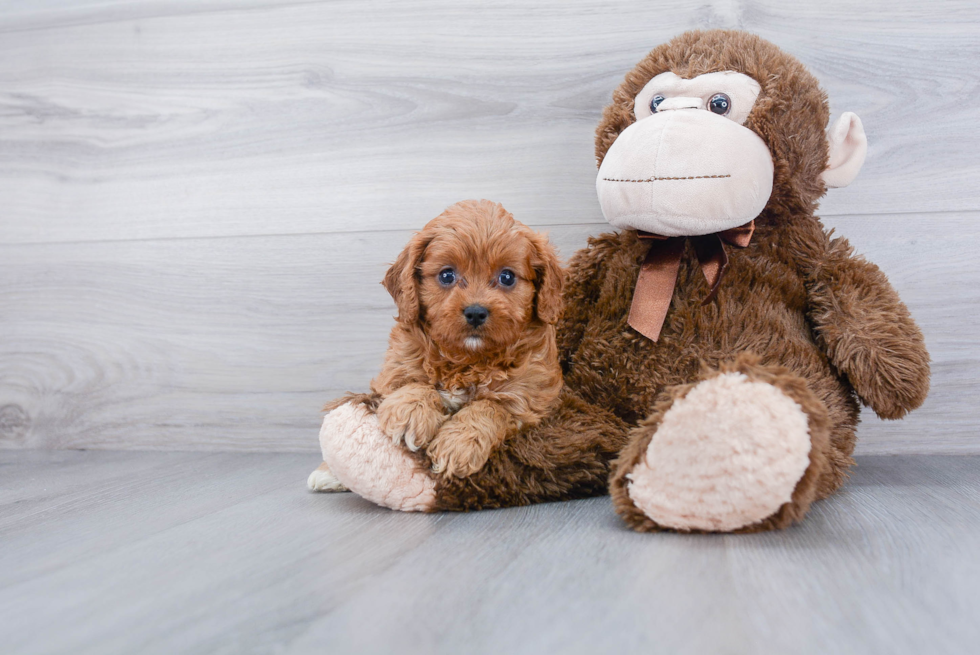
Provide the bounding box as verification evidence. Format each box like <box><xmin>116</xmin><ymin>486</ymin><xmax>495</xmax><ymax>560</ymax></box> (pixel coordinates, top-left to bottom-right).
<box><xmin>320</xmin><ymin>402</ymin><xmax>436</xmax><ymax>512</ymax></box>
<box><xmin>626</xmin><ymin>373</ymin><xmax>812</xmax><ymax>532</ymax></box>
<box><xmin>596</xmin><ymin>108</ymin><xmax>774</xmax><ymax>236</ymax></box>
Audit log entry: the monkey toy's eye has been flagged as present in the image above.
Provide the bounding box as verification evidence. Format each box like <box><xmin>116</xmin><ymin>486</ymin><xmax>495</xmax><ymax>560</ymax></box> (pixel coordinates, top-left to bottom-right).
<box><xmin>438</xmin><ymin>268</ymin><xmax>457</xmax><ymax>286</ymax></box>
<box><xmin>497</xmin><ymin>269</ymin><xmax>516</xmax><ymax>287</ymax></box>
<box><xmin>708</xmin><ymin>93</ymin><xmax>731</xmax><ymax>115</ymax></box>
<box><xmin>650</xmin><ymin>95</ymin><xmax>666</xmax><ymax>113</ymax></box>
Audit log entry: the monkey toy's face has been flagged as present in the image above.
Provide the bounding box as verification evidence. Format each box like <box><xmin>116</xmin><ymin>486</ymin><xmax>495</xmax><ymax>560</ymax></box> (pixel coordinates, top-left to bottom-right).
<box><xmin>595</xmin><ymin>52</ymin><xmax>868</xmax><ymax>237</ymax></box>
<box><xmin>597</xmin><ymin>71</ymin><xmax>773</xmax><ymax>237</ymax></box>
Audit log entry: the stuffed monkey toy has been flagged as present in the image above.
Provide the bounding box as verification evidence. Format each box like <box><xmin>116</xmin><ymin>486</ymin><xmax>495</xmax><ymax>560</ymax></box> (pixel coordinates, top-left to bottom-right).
<box><xmin>312</xmin><ymin>30</ymin><xmax>930</xmax><ymax>533</ymax></box>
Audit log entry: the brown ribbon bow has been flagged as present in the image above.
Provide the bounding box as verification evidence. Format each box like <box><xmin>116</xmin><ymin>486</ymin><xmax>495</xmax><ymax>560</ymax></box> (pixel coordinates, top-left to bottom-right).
<box><xmin>627</xmin><ymin>220</ymin><xmax>755</xmax><ymax>341</ymax></box>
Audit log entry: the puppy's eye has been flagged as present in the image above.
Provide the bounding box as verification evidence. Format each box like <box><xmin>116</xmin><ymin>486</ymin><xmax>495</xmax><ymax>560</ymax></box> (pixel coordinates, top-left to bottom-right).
<box><xmin>438</xmin><ymin>268</ymin><xmax>457</xmax><ymax>286</ymax></box>
<box><xmin>497</xmin><ymin>269</ymin><xmax>516</xmax><ymax>287</ymax></box>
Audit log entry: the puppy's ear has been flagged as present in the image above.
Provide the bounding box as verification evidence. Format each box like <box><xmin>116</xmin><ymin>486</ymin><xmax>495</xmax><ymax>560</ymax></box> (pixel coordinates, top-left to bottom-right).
<box><xmin>529</xmin><ymin>231</ymin><xmax>564</xmax><ymax>324</ymax></box>
<box><xmin>383</xmin><ymin>231</ymin><xmax>430</xmax><ymax>324</ymax></box>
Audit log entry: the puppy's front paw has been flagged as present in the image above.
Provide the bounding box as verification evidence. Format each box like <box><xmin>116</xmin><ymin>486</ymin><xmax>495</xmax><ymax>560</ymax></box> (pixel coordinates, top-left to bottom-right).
<box><xmin>427</xmin><ymin>420</ymin><xmax>495</xmax><ymax>478</ymax></box>
<box><xmin>377</xmin><ymin>386</ymin><xmax>447</xmax><ymax>451</ymax></box>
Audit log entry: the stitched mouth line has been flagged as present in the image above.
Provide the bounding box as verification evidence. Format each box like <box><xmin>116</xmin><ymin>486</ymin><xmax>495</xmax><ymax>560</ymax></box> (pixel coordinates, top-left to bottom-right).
<box><xmin>602</xmin><ymin>174</ymin><xmax>732</xmax><ymax>183</ymax></box>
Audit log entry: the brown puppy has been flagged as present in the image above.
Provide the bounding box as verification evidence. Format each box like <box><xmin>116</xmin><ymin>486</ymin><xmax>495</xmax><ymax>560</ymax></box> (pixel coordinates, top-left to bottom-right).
<box><xmin>369</xmin><ymin>199</ymin><xmax>563</xmax><ymax>478</ymax></box>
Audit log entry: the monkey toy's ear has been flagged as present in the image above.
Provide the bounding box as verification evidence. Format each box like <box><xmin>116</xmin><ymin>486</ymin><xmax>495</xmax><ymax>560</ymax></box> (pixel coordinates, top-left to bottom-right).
<box><xmin>382</xmin><ymin>231</ymin><xmax>430</xmax><ymax>324</ymax></box>
<box><xmin>821</xmin><ymin>112</ymin><xmax>868</xmax><ymax>188</ymax></box>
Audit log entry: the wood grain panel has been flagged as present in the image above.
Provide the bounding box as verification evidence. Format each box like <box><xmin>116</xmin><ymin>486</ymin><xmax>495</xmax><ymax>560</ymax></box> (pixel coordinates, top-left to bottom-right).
<box><xmin>0</xmin><ymin>213</ymin><xmax>975</xmax><ymax>453</ymax></box>
<box><xmin>1</xmin><ymin>0</ymin><xmax>978</xmax><ymax>244</ymax></box>
<box><xmin>2</xmin><ymin>451</ymin><xmax>978</xmax><ymax>654</ymax></box>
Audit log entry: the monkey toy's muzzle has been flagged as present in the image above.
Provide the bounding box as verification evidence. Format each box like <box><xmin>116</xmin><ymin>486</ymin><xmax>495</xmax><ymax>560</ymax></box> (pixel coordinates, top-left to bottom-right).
<box><xmin>596</xmin><ymin>109</ymin><xmax>774</xmax><ymax>237</ymax></box>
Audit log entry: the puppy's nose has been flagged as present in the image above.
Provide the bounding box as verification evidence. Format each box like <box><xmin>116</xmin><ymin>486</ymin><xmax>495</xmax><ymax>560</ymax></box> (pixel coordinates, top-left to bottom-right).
<box><xmin>463</xmin><ymin>304</ymin><xmax>489</xmax><ymax>328</ymax></box>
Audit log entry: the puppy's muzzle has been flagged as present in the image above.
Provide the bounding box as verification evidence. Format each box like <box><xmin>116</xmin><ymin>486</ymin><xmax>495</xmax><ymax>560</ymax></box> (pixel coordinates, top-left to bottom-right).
<box><xmin>463</xmin><ymin>304</ymin><xmax>489</xmax><ymax>328</ymax></box>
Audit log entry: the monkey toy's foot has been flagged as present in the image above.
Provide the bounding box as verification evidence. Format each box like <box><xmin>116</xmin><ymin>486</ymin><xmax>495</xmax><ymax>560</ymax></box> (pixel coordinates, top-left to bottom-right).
<box><xmin>318</xmin><ymin>402</ymin><xmax>437</xmax><ymax>512</ymax></box>
<box><xmin>307</xmin><ymin>462</ymin><xmax>349</xmax><ymax>493</ymax></box>
<box><xmin>611</xmin><ymin>359</ymin><xmax>832</xmax><ymax>533</ymax></box>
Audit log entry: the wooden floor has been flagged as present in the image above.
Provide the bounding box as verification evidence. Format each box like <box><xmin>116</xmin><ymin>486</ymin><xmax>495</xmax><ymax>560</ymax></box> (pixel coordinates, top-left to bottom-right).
<box><xmin>2</xmin><ymin>451</ymin><xmax>978</xmax><ymax>655</ymax></box>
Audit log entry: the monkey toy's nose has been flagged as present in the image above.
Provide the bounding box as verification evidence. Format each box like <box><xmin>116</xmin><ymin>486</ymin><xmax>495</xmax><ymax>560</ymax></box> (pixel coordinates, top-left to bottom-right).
<box><xmin>463</xmin><ymin>305</ymin><xmax>489</xmax><ymax>328</ymax></box>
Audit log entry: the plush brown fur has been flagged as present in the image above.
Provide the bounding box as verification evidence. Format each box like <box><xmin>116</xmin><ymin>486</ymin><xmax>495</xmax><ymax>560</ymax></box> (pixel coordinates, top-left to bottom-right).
<box><xmin>608</xmin><ymin>354</ymin><xmax>832</xmax><ymax>533</ymax></box>
<box><xmin>366</xmin><ymin>199</ymin><xmax>564</xmax><ymax>478</ymax></box>
<box><xmin>431</xmin><ymin>30</ymin><xmax>931</xmax><ymax>529</ymax></box>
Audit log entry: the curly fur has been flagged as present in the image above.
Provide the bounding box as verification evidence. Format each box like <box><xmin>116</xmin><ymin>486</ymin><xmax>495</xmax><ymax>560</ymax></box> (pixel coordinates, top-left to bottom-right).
<box><xmin>360</xmin><ymin>199</ymin><xmax>564</xmax><ymax>478</ymax></box>
<box><xmin>433</xmin><ymin>31</ymin><xmax>931</xmax><ymax>528</ymax></box>
<box><xmin>609</xmin><ymin>354</ymin><xmax>831</xmax><ymax>533</ymax></box>
<box><xmin>319</xmin><ymin>31</ymin><xmax>931</xmax><ymax>533</ymax></box>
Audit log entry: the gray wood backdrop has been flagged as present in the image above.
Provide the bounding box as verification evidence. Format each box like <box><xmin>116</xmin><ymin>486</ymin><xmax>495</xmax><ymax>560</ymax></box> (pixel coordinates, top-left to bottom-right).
<box><xmin>1</xmin><ymin>0</ymin><xmax>977</xmax><ymax>453</ymax></box>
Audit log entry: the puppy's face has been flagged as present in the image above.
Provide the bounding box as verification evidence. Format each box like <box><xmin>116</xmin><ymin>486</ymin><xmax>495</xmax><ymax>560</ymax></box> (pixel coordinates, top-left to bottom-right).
<box><xmin>418</xmin><ymin>226</ymin><xmax>537</xmax><ymax>354</ymax></box>
<box><xmin>384</xmin><ymin>200</ymin><xmax>562</xmax><ymax>357</ymax></box>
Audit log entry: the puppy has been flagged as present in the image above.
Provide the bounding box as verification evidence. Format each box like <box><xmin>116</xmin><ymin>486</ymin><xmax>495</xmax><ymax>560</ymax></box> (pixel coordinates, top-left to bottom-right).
<box><xmin>362</xmin><ymin>199</ymin><xmax>563</xmax><ymax>479</ymax></box>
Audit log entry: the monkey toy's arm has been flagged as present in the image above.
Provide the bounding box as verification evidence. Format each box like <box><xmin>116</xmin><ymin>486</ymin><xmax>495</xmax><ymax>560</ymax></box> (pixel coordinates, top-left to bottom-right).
<box><xmin>805</xmin><ymin>234</ymin><xmax>930</xmax><ymax>419</ymax></box>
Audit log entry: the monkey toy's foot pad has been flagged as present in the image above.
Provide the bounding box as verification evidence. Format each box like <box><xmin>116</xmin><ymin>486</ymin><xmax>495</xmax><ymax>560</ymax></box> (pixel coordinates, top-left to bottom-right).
<box><xmin>320</xmin><ymin>402</ymin><xmax>437</xmax><ymax>512</ymax></box>
<box><xmin>626</xmin><ymin>373</ymin><xmax>812</xmax><ymax>532</ymax></box>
